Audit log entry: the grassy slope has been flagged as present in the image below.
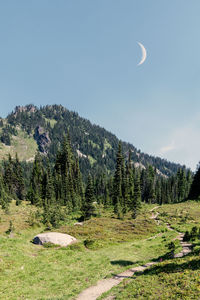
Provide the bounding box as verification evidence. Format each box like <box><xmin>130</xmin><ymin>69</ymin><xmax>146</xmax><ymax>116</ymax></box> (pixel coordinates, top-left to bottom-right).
<box><xmin>100</xmin><ymin>201</ymin><xmax>200</xmax><ymax>300</ymax></box>
<box><xmin>0</xmin><ymin>202</ymin><xmax>178</xmax><ymax>300</ymax></box>
<box><xmin>0</xmin><ymin>129</ymin><xmax>37</xmax><ymax>161</ymax></box>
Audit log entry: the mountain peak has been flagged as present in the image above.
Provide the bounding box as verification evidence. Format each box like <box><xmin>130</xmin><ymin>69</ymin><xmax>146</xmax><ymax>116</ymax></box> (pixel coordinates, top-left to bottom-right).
<box><xmin>14</xmin><ymin>104</ymin><xmax>37</xmax><ymax>115</ymax></box>
<box><xmin>2</xmin><ymin>104</ymin><xmax>183</xmax><ymax>177</ymax></box>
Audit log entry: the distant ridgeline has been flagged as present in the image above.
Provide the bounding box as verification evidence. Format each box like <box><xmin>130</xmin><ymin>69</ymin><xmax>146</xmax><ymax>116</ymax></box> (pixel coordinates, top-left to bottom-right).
<box><xmin>0</xmin><ymin>104</ymin><xmax>183</xmax><ymax>178</ymax></box>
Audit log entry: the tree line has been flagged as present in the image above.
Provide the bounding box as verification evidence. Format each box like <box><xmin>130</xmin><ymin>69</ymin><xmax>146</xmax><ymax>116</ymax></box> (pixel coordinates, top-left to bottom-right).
<box><xmin>0</xmin><ymin>136</ymin><xmax>195</xmax><ymax>227</ymax></box>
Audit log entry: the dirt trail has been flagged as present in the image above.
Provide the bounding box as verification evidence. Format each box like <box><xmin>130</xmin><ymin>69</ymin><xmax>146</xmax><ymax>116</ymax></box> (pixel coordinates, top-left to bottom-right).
<box><xmin>76</xmin><ymin>207</ymin><xmax>193</xmax><ymax>300</ymax></box>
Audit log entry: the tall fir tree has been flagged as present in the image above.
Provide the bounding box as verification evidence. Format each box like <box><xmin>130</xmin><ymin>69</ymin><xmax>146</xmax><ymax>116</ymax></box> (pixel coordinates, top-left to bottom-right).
<box><xmin>14</xmin><ymin>153</ymin><xmax>25</xmax><ymax>203</ymax></box>
<box><xmin>83</xmin><ymin>174</ymin><xmax>95</xmax><ymax>220</ymax></box>
<box><xmin>113</xmin><ymin>142</ymin><xmax>124</xmax><ymax>212</ymax></box>
<box><xmin>188</xmin><ymin>163</ymin><xmax>200</xmax><ymax>200</ymax></box>
<box><xmin>132</xmin><ymin>173</ymin><xmax>141</xmax><ymax>218</ymax></box>
<box><xmin>27</xmin><ymin>152</ymin><xmax>43</xmax><ymax>206</ymax></box>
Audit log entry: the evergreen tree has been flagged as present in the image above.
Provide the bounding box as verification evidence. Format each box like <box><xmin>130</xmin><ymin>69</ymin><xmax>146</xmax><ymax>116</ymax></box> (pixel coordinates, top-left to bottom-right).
<box><xmin>0</xmin><ymin>172</ymin><xmax>8</xmax><ymax>209</ymax></box>
<box><xmin>27</xmin><ymin>153</ymin><xmax>43</xmax><ymax>206</ymax></box>
<box><xmin>177</xmin><ymin>168</ymin><xmax>187</xmax><ymax>201</ymax></box>
<box><xmin>125</xmin><ymin>150</ymin><xmax>134</xmax><ymax>209</ymax></box>
<box><xmin>3</xmin><ymin>154</ymin><xmax>13</xmax><ymax>195</ymax></box>
<box><xmin>14</xmin><ymin>154</ymin><xmax>25</xmax><ymax>203</ymax></box>
<box><xmin>113</xmin><ymin>142</ymin><xmax>124</xmax><ymax>209</ymax></box>
<box><xmin>83</xmin><ymin>174</ymin><xmax>95</xmax><ymax>220</ymax></box>
<box><xmin>188</xmin><ymin>163</ymin><xmax>200</xmax><ymax>199</ymax></box>
<box><xmin>132</xmin><ymin>173</ymin><xmax>141</xmax><ymax>218</ymax></box>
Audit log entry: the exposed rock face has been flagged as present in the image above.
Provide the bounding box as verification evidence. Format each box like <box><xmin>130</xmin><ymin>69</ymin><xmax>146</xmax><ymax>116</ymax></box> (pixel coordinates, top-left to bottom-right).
<box><xmin>33</xmin><ymin>232</ymin><xmax>77</xmax><ymax>247</ymax></box>
<box><xmin>14</xmin><ymin>105</ymin><xmax>37</xmax><ymax>115</ymax></box>
<box><xmin>34</xmin><ymin>126</ymin><xmax>51</xmax><ymax>154</ymax></box>
<box><xmin>76</xmin><ymin>149</ymin><xmax>87</xmax><ymax>158</ymax></box>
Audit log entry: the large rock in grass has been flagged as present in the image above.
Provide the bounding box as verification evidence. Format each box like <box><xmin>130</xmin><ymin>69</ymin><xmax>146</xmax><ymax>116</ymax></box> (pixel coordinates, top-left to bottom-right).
<box><xmin>33</xmin><ymin>232</ymin><xmax>77</xmax><ymax>247</ymax></box>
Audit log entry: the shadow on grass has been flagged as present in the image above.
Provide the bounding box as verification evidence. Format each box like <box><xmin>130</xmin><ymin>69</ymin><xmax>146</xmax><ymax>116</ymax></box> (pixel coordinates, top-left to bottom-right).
<box><xmin>110</xmin><ymin>260</ymin><xmax>139</xmax><ymax>267</ymax></box>
<box><xmin>152</xmin><ymin>252</ymin><xmax>174</xmax><ymax>263</ymax></box>
<box><xmin>142</xmin><ymin>257</ymin><xmax>200</xmax><ymax>277</ymax></box>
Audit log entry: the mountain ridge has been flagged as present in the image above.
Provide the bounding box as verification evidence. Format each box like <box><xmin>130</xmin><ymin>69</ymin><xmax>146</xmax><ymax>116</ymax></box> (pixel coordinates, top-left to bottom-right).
<box><xmin>0</xmin><ymin>104</ymin><xmax>183</xmax><ymax>177</ymax></box>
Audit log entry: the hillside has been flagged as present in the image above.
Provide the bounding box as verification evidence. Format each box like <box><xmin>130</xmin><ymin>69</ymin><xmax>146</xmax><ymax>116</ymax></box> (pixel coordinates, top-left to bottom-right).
<box><xmin>0</xmin><ymin>104</ymin><xmax>182</xmax><ymax>177</ymax></box>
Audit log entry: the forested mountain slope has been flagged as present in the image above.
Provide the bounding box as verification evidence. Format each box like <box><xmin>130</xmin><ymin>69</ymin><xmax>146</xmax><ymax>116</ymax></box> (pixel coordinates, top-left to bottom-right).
<box><xmin>0</xmin><ymin>104</ymin><xmax>182</xmax><ymax>177</ymax></box>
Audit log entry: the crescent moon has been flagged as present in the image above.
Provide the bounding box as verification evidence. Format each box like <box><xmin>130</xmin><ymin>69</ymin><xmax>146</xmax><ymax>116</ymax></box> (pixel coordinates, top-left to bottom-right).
<box><xmin>137</xmin><ymin>42</ymin><xmax>147</xmax><ymax>66</ymax></box>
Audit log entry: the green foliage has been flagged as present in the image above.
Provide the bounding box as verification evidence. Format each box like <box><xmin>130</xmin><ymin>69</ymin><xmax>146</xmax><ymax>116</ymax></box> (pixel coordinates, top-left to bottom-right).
<box><xmin>188</xmin><ymin>163</ymin><xmax>200</xmax><ymax>199</ymax></box>
<box><xmin>42</xmin><ymin>204</ymin><xmax>66</xmax><ymax>229</ymax></box>
<box><xmin>6</xmin><ymin>220</ymin><xmax>14</xmax><ymax>234</ymax></box>
<box><xmin>68</xmin><ymin>242</ymin><xmax>85</xmax><ymax>252</ymax></box>
<box><xmin>27</xmin><ymin>210</ymin><xmax>42</xmax><ymax>227</ymax></box>
<box><xmin>114</xmin><ymin>200</ymin><xmax>123</xmax><ymax>219</ymax></box>
<box><xmin>104</xmin><ymin>255</ymin><xmax>200</xmax><ymax>300</ymax></box>
<box><xmin>83</xmin><ymin>174</ymin><xmax>96</xmax><ymax>220</ymax></box>
<box><xmin>167</xmin><ymin>241</ymin><xmax>176</xmax><ymax>258</ymax></box>
<box><xmin>42</xmin><ymin>242</ymin><xmax>60</xmax><ymax>248</ymax></box>
<box><xmin>183</xmin><ymin>226</ymin><xmax>199</xmax><ymax>241</ymax></box>
<box><xmin>132</xmin><ymin>173</ymin><xmax>141</xmax><ymax>218</ymax></box>
<box><xmin>84</xmin><ymin>239</ymin><xmax>105</xmax><ymax>250</ymax></box>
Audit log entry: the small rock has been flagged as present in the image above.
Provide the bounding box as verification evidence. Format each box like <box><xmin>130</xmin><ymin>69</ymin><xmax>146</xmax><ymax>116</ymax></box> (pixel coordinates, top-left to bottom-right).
<box><xmin>74</xmin><ymin>222</ymin><xmax>83</xmax><ymax>226</ymax></box>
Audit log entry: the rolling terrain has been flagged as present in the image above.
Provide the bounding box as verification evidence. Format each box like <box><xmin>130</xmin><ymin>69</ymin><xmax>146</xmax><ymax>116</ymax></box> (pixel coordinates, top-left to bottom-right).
<box><xmin>0</xmin><ymin>201</ymin><xmax>199</xmax><ymax>299</ymax></box>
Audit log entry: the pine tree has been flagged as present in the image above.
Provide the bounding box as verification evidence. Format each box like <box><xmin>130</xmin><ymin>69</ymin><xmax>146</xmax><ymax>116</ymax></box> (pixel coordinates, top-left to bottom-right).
<box><xmin>177</xmin><ymin>168</ymin><xmax>187</xmax><ymax>201</ymax></box>
<box><xmin>113</xmin><ymin>142</ymin><xmax>124</xmax><ymax>208</ymax></box>
<box><xmin>83</xmin><ymin>174</ymin><xmax>95</xmax><ymax>220</ymax></box>
<box><xmin>125</xmin><ymin>150</ymin><xmax>134</xmax><ymax>209</ymax></box>
<box><xmin>155</xmin><ymin>179</ymin><xmax>162</xmax><ymax>205</ymax></box>
<box><xmin>146</xmin><ymin>166</ymin><xmax>156</xmax><ymax>204</ymax></box>
<box><xmin>14</xmin><ymin>153</ymin><xmax>25</xmax><ymax>203</ymax></box>
<box><xmin>132</xmin><ymin>173</ymin><xmax>141</xmax><ymax>218</ymax></box>
<box><xmin>27</xmin><ymin>153</ymin><xmax>43</xmax><ymax>206</ymax></box>
<box><xmin>3</xmin><ymin>154</ymin><xmax>13</xmax><ymax>195</ymax></box>
<box><xmin>54</xmin><ymin>134</ymin><xmax>83</xmax><ymax>210</ymax></box>
<box><xmin>0</xmin><ymin>171</ymin><xmax>8</xmax><ymax>209</ymax></box>
<box><xmin>114</xmin><ymin>198</ymin><xmax>123</xmax><ymax>219</ymax></box>
<box><xmin>188</xmin><ymin>163</ymin><xmax>200</xmax><ymax>200</ymax></box>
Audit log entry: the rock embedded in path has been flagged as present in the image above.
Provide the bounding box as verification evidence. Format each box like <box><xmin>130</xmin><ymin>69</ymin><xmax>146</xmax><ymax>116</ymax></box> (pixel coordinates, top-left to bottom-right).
<box><xmin>74</xmin><ymin>222</ymin><xmax>84</xmax><ymax>226</ymax></box>
<box><xmin>33</xmin><ymin>232</ymin><xmax>77</xmax><ymax>247</ymax></box>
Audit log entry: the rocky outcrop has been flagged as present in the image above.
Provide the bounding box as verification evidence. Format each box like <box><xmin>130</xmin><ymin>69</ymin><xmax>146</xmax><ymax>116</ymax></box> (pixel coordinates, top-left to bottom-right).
<box><xmin>34</xmin><ymin>126</ymin><xmax>51</xmax><ymax>154</ymax></box>
<box><xmin>14</xmin><ymin>105</ymin><xmax>37</xmax><ymax>116</ymax></box>
<box><xmin>33</xmin><ymin>232</ymin><xmax>77</xmax><ymax>247</ymax></box>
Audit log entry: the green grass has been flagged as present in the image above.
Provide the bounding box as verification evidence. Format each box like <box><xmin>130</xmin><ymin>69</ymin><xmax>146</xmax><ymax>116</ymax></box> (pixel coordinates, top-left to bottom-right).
<box><xmin>104</xmin><ymin>139</ymin><xmax>112</xmax><ymax>151</ymax></box>
<box><xmin>88</xmin><ymin>139</ymin><xmax>100</xmax><ymax>149</ymax></box>
<box><xmin>99</xmin><ymin>252</ymin><xmax>200</xmax><ymax>300</ymax></box>
<box><xmin>88</xmin><ymin>155</ymin><xmax>97</xmax><ymax>166</ymax></box>
<box><xmin>0</xmin><ymin>128</ymin><xmax>37</xmax><ymax>162</ymax></box>
<box><xmin>0</xmin><ymin>202</ymin><xmax>179</xmax><ymax>299</ymax></box>
<box><xmin>45</xmin><ymin>118</ymin><xmax>57</xmax><ymax>128</ymax></box>
<box><xmin>99</xmin><ymin>201</ymin><xmax>200</xmax><ymax>300</ymax></box>
<box><xmin>157</xmin><ymin>201</ymin><xmax>200</xmax><ymax>233</ymax></box>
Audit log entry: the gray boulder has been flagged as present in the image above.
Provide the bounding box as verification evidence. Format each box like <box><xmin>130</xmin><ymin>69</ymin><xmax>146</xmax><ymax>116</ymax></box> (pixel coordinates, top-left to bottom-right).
<box><xmin>33</xmin><ymin>232</ymin><xmax>77</xmax><ymax>247</ymax></box>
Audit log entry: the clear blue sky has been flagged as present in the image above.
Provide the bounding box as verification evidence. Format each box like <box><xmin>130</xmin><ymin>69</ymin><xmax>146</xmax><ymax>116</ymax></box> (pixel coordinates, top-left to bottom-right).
<box><xmin>0</xmin><ymin>0</ymin><xmax>200</xmax><ymax>170</ymax></box>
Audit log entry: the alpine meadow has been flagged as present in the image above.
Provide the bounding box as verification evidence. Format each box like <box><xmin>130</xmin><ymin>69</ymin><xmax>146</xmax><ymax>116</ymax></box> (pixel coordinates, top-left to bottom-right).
<box><xmin>1</xmin><ymin>1</ymin><xmax>200</xmax><ymax>300</ymax></box>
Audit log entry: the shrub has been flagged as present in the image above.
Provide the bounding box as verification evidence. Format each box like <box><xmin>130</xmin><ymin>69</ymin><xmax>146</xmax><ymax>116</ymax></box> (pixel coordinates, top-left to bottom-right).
<box><xmin>84</xmin><ymin>239</ymin><xmax>104</xmax><ymax>250</ymax></box>
<box><xmin>167</xmin><ymin>241</ymin><xmax>175</xmax><ymax>258</ymax></box>
<box><xmin>183</xmin><ymin>231</ymin><xmax>190</xmax><ymax>242</ymax></box>
<box><xmin>183</xmin><ymin>226</ymin><xmax>199</xmax><ymax>241</ymax></box>
<box><xmin>6</xmin><ymin>220</ymin><xmax>14</xmax><ymax>234</ymax></box>
<box><xmin>68</xmin><ymin>242</ymin><xmax>85</xmax><ymax>252</ymax></box>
